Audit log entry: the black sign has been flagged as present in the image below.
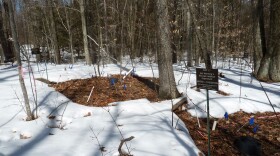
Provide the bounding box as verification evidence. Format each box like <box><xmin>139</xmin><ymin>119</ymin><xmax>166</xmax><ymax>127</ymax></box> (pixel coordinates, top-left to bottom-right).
<box><xmin>31</xmin><ymin>48</ymin><xmax>40</xmax><ymax>55</ymax></box>
<box><xmin>196</xmin><ymin>68</ymin><xmax>219</xmax><ymax>91</ymax></box>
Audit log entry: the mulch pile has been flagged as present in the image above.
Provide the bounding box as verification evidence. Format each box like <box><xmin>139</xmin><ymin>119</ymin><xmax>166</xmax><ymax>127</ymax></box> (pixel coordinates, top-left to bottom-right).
<box><xmin>176</xmin><ymin>110</ymin><xmax>280</xmax><ymax>155</ymax></box>
<box><xmin>45</xmin><ymin>75</ymin><xmax>280</xmax><ymax>155</ymax></box>
<box><xmin>48</xmin><ymin>75</ymin><xmax>160</xmax><ymax>107</ymax></box>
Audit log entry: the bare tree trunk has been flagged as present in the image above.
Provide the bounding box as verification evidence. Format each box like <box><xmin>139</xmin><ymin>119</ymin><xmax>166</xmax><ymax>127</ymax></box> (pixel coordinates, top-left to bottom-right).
<box><xmin>268</xmin><ymin>0</ymin><xmax>280</xmax><ymax>81</ymax></box>
<box><xmin>0</xmin><ymin>47</ymin><xmax>3</xmax><ymax>63</ymax></box>
<box><xmin>186</xmin><ymin>5</ymin><xmax>193</xmax><ymax>67</ymax></box>
<box><xmin>80</xmin><ymin>0</ymin><xmax>91</xmax><ymax>65</ymax></box>
<box><xmin>256</xmin><ymin>0</ymin><xmax>270</xmax><ymax>81</ymax></box>
<box><xmin>7</xmin><ymin>0</ymin><xmax>34</xmax><ymax>120</ymax></box>
<box><xmin>251</xmin><ymin>0</ymin><xmax>262</xmax><ymax>75</ymax></box>
<box><xmin>212</xmin><ymin>0</ymin><xmax>216</xmax><ymax>67</ymax></box>
<box><xmin>103</xmin><ymin>0</ymin><xmax>111</xmax><ymax>63</ymax></box>
<box><xmin>171</xmin><ymin>0</ymin><xmax>178</xmax><ymax>64</ymax></box>
<box><xmin>0</xmin><ymin>2</ymin><xmax>13</xmax><ymax>62</ymax></box>
<box><xmin>156</xmin><ymin>0</ymin><xmax>180</xmax><ymax>99</ymax></box>
<box><xmin>63</xmin><ymin>1</ymin><xmax>74</xmax><ymax>64</ymax></box>
<box><xmin>128</xmin><ymin>0</ymin><xmax>136</xmax><ymax>60</ymax></box>
<box><xmin>48</xmin><ymin>0</ymin><xmax>60</xmax><ymax>64</ymax></box>
<box><xmin>253</xmin><ymin>22</ymin><xmax>262</xmax><ymax>74</ymax></box>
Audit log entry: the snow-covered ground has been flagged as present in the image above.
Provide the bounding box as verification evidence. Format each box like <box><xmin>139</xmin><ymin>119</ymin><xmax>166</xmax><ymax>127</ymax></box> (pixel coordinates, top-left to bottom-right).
<box><xmin>0</xmin><ymin>59</ymin><xmax>279</xmax><ymax>156</ymax></box>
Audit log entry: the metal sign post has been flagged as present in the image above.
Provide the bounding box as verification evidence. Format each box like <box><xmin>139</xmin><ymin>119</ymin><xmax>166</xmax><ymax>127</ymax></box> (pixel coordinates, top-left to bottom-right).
<box><xmin>206</xmin><ymin>89</ymin><xmax>210</xmax><ymax>155</ymax></box>
<box><xmin>196</xmin><ymin>68</ymin><xmax>219</xmax><ymax>156</ymax></box>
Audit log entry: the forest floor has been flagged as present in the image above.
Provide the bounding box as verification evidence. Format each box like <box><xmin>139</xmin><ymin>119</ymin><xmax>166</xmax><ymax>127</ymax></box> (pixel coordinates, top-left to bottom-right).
<box><xmin>48</xmin><ymin>75</ymin><xmax>280</xmax><ymax>156</ymax></box>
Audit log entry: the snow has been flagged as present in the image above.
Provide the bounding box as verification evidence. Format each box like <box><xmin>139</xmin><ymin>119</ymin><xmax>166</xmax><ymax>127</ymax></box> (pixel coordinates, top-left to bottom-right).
<box><xmin>0</xmin><ymin>59</ymin><xmax>279</xmax><ymax>156</ymax></box>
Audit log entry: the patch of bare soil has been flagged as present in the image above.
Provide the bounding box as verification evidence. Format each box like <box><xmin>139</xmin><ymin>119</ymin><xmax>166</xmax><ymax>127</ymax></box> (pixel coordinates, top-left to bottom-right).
<box><xmin>49</xmin><ymin>75</ymin><xmax>160</xmax><ymax>107</ymax></box>
<box><xmin>175</xmin><ymin>110</ymin><xmax>280</xmax><ymax>156</ymax></box>
<box><xmin>45</xmin><ymin>75</ymin><xmax>280</xmax><ymax>155</ymax></box>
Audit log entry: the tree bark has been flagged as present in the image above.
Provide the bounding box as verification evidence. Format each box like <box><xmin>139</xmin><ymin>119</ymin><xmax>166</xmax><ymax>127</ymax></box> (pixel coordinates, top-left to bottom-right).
<box><xmin>186</xmin><ymin>5</ymin><xmax>193</xmax><ymax>67</ymax></box>
<box><xmin>156</xmin><ymin>0</ymin><xmax>180</xmax><ymax>99</ymax></box>
<box><xmin>253</xmin><ymin>22</ymin><xmax>263</xmax><ymax>75</ymax></box>
<box><xmin>251</xmin><ymin>0</ymin><xmax>262</xmax><ymax>75</ymax></box>
<box><xmin>212</xmin><ymin>0</ymin><xmax>216</xmax><ymax>67</ymax></box>
<box><xmin>80</xmin><ymin>0</ymin><xmax>91</xmax><ymax>65</ymax></box>
<box><xmin>268</xmin><ymin>0</ymin><xmax>280</xmax><ymax>81</ymax></box>
<box><xmin>0</xmin><ymin>2</ymin><xmax>13</xmax><ymax>62</ymax></box>
<box><xmin>256</xmin><ymin>0</ymin><xmax>271</xmax><ymax>81</ymax></box>
<box><xmin>48</xmin><ymin>0</ymin><xmax>60</xmax><ymax>64</ymax></box>
<box><xmin>7</xmin><ymin>0</ymin><xmax>34</xmax><ymax>120</ymax></box>
<box><xmin>171</xmin><ymin>0</ymin><xmax>177</xmax><ymax>64</ymax></box>
<box><xmin>0</xmin><ymin>47</ymin><xmax>3</xmax><ymax>63</ymax></box>
<box><xmin>63</xmin><ymin>2</ymin><xmax>74</xmax><ymax>64</ymax></box>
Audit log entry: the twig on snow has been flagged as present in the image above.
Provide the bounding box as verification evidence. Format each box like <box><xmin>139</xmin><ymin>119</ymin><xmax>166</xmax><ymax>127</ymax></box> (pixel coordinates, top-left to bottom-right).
<box><xmin>118</xmin><ymin>136</ymin><xmax>135</xmax><ymax>156</ymax></box>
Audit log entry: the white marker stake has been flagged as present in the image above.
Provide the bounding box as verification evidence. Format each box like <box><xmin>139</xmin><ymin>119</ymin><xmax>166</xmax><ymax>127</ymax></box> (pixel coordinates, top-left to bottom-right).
<box><xmin>123</xmin><ymin>68</ymin><xmax>134</xmax><ymax>80</ymax></box>
<box><xmin>212</xmin><ymin>120</ymin><xmax>218</xmax><ymax>131</ymax></box>
<box><xmin>87</xmin><ymin>86</ymin><xmax>95</xmax><ymax>103</ymax></box>
<box><xmin>194</xmin><ymin>106</ymin><xmax>201</xmax><ymax>128</ymax></box>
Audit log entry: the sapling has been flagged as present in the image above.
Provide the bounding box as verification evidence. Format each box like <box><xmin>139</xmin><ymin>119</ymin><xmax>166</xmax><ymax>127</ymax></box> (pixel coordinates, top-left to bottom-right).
<box><xmin>237</xmin><ymin>117</ymin><xmax>255</xmax><ymax>132</ymax></box>
<box><xmin>21</xmin><ymin>46</ymin><xmax>39</xmax><ymax>118</ymax></box>
<box><xmin>8</xmin><ymin>0</ymin><xmax>34</xmax><ymax>120</ymax></box>
<box><xmin>13</xmin><ymin>87</ymin><xmax>27</xmax><ymax>115</ymax></box>
<box><xmin>102</xmin><ymin>107</ymin><xmax>132</xmax><ymax>155</ymax></box>
<box><xmin>185</xmin><ymin>94</ymin><xmax>218</xmax><ymax>128</ymax></box>
<box><xmin>47</xmin><ymin>101</ymin><xmax>70</xmax><ymax>129</ymax></box>
<box><xmin>89</xmin><ymin>126</ymin><xmax>105</xmax><ymax>156</ymax></box>
<box><xmin>148</xmin><ymin>56</ymin><xmax>155</xmax><ymax>80</ymax></box>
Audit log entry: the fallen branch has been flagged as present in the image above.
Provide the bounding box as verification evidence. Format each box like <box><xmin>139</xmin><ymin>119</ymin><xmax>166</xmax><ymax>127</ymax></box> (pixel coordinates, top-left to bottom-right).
<box><xmin>118</xmin><ymin>136</ymin><xmax>135</xmax><ymax>156</ymax></box>
<box><xmin>258</xmin><ymin>115</ymin><xmax>278</xmax><ymax>119</ymax></box>
<box><xmin>172</xmin><ymin>97</ymin><xmax>188</xmax><ymax>111</ymax></box>
<box><xmin>196</xmin><ymin>130</ymin><xmax>207</xmax><ymax>140</ymax></box>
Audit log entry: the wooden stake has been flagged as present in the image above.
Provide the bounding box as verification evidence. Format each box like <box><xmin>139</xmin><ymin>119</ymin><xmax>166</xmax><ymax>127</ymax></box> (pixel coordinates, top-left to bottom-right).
<box><xmin>87</xmin><ymin>86</ymin><xmax>95</xmax><ymax>103</ymax></box>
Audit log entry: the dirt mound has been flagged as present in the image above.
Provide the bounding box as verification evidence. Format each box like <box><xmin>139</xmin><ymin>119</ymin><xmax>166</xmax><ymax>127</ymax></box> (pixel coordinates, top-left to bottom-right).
<box><xmin>49</xmin><ymin>75</ymin><xmax>160</xmax><ymax>107</ymax></box>
<box><xmin>175</xmin><ymin>110</ymin><xmax>280</xmax><ymax>155</ymax></box>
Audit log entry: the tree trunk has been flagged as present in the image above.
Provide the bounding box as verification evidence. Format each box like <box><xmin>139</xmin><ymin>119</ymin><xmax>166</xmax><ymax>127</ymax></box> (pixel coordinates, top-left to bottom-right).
<box><xmin>48</xmin><ymin>0</ymin><xmax>60</xmax><ymax>64</ymax></box>
<box><xmin>0</xmin><ymin>2</ymin><xmax>13</xmax><ymax>62</ymax></box>
<box><xmin>256</xmin><ymin>0</ymin><xmax>270</xmax><ymax>81</ymax></box>
<box><xmin>253</xmin><ymin>23</ymin><xmax>262</xmax><ymax>74</ymax></box>
<box><xmin>212</xmin><ymin>0</ymin><xmax>216</xmax><ymax>67</ymax></box>
<box><xmin>171</xmin><ymin>0</ymin><xmax>177</xmax><ymax>64</ymax></box>
<box><xmin>251</xmin><ymin>0</ymin><xmax>262</xmax><ymax>75</ymax></box>
<box><xmin>80</xmin><ymin>0</ymin><xmax>91</xmax><ymax>65</ymax></box>
<box><xmin>268</xmin><ymin>0</ymin><xmax>280</xmax><ymax>81</ymax></box>
<box><xmin>156</xmin><ymin>0</ymin><xmax>180</xmax><ymax>99</ymax></box>
<box><xmin>0</xmin><ymin>47</ymin><xmax>3</xmax><ymax>63</ymax></box>
<box><xmin>187</xmin><ymin>0</ymin><xmax>212</xmax><ymax>69</ymax></box>
<box><xmin>63</xmin><ymin>2</ymin><xmax>74</xmax><ymax>64</ymax></box>
<box><xmin>186</xmin><ymin>6</ymin><xmax>193</xmax><ymax>67</ymax></box>
<box><xmin>7</xmin><ymin>0</ymin><xmax>34</xmax><ymax>120</ymax></box>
